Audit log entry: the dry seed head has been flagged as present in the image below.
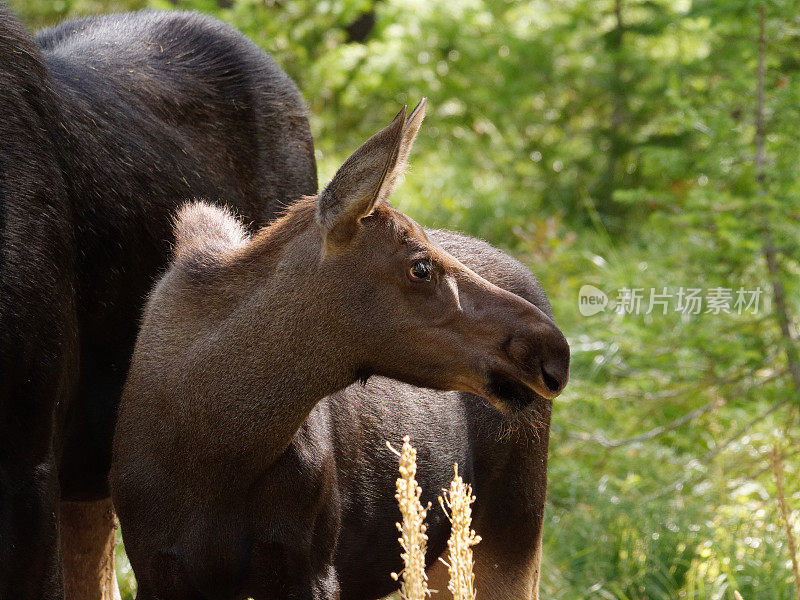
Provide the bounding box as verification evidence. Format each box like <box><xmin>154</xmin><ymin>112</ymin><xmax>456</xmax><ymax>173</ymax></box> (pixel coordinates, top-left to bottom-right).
<box><xmin>388</xmin><ymin>436</ymin><xmax>431</xmax><ymax>600</ymax></box>
<box><xmin>439</xmin><ymin>464</ymin><xmax>480</xmax><ymax>600</ymax></box>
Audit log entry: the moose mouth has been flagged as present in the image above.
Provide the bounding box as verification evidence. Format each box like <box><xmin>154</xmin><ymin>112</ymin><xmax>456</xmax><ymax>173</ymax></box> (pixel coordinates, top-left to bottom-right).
<box><xmin>485</xmin><ymin>370</ymin><xmax>540</xmax><ymax>412</ymax></box>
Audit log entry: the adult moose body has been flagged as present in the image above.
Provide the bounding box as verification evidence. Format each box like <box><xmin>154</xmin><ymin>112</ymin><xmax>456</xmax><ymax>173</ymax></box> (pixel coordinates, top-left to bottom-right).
<box><xmin>112</xmin><ymin>101</ymin><xmax>570</xmax><ymax>600</ymax></box>
<box><xmin>0</xmin><ymin>7</ymin><xmax>316</xmax><ymax>600</ymax></box>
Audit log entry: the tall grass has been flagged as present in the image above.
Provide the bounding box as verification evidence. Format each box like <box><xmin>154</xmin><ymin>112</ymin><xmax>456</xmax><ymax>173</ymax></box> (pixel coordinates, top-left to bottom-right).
<box><xmin>389</xmin><ymin>436</ymin><xmax>431</xmax><ymax>600</ymax></box>
<box><xmin>439</xmin><ymin>465</ymin><xmax>481</xmax><ymax>600</ymax></box>
<box><xmin>391</xmin><ymin>438</ymin><xmax>480</xmax><ymax>600</ymax></box>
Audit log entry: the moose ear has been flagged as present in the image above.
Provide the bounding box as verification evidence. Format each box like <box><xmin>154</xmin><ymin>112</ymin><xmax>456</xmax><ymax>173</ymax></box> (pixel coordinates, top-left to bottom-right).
<box><xmin>316</xmin><ymin>99</ymin><xmax>427</xmax><ymax>248</ymax></box>
<box><xmin>394</xmin><ymin>98</ymin><xmax>426</xmax><ymax>181</ymax></box>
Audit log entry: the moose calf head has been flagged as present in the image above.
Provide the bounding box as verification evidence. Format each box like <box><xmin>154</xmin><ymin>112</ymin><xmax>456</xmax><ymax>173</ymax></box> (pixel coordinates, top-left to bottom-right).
<box><xmin>311</xmin><ymin>99</ymin><xmax>569</xmax><ymax>411</ymax></box>
<box><xmin>177</xmin><ymin>100</ymin><xmax>570</xmax><ymax>412</ymax></box>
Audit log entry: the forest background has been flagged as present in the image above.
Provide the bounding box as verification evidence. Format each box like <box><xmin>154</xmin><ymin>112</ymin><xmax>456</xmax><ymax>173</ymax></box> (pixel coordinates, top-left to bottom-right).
<box><xmin>13</xmin><ymin>1</ymin><xmax>800</xmax><ymax>598</ymax></box>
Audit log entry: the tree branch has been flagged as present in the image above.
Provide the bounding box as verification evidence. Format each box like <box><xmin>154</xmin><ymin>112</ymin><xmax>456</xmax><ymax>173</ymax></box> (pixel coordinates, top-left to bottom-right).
<box><xmin>771</xmin><ymin>445</ymin><xmax>800</xmax><ymax>600</ymax></box>
<box><xmin>644</xmin><ymin>396</ymin><xmax>791</xmax><ymax>502</ymax></box>
<box><xmin>755</xmin><ymin>2</ymin><xmax>800</xmax><ymax>404</ymax></box>
<box><xmin>558</xmin><ymin>367</ymin><xmax>786</xmax><ymax>450</ymax></box>
<box><xmin>558</xmin><ymin>398</ymin><xmax>725</xmax><ymax>449</ymax></box>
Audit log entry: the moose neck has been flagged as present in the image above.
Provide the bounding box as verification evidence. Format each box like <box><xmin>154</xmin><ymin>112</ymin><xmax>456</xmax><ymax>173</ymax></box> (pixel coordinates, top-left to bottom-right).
<box><xmin>181</xmin><ymin>202</ymin><xmax>360</xmax><ymax>476</ymax></box>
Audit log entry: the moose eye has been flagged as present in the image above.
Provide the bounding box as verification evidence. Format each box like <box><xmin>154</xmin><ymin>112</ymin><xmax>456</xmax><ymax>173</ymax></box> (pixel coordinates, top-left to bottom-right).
<box><xmin>409</xmin><ymin>259</ymin><xmax>432</xmax><ymax>281</ymax></box>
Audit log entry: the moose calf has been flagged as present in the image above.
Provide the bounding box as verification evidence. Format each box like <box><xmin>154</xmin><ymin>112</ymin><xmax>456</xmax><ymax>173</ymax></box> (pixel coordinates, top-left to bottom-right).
<box><xmin>112</xmin><ymin>100</ymin><xmax>569</xmax><ymax>600</ymax></box>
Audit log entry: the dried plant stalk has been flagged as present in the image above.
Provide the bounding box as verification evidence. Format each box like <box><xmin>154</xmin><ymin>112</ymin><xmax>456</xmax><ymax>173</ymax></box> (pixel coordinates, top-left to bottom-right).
<box><xmin>771</xmin><ymin>446</ymin><xmax>800</xmax><ymax>600</ymax></box>
<box><xmin>388</xmin><ymin>436</ymin><xmax>431</xmax><ymax>600</ymax></box>
<box><xmin>439</xmin><ymin>464</ymin><xmax>481</xmax><ymax>600</ymax></box>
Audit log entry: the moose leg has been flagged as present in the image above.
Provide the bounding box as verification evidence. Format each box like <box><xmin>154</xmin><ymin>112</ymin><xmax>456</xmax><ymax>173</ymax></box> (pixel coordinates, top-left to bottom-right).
<box><xmin>60</xmin><ymin>498</ymin><xmax>121</xmax><ymax>600</ymax></box>
<box><xmin>0</xmin><ymin>319</ymin><xmax>78</xmax><ymax>600</ymax></box>
<box><xmin>0</xmin><ymin>461</ymin><xmax>64</xmax><ymax>600</ymax></box>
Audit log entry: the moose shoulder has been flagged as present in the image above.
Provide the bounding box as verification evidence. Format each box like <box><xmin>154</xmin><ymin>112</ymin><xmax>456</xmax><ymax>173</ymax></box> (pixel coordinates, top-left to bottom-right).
<box><xmin>111</xmin><ymin>101</ymin><xmax>569</xmax><ymax>600</ymax></box>
<box><xmin>0</xmin><ymin>7</ymin><xmax>316</xmax><ymax>599</ymax></box>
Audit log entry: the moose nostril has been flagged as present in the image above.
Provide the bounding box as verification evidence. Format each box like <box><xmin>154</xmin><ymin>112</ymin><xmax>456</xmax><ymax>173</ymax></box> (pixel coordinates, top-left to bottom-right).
<box><xmin>541</xmin><ymin>367</ymin><xmax>563</xmax><ymax>395</ymax></box>
<box><xmin>539</xmin><ymin>326</ymin><xmax>571</xmax><ymax>396</ymax></box>
<box><xmin>509</xmin><ymin>324</ymin><xmax>570</xmax><ymax>397</ymax></box>
<box><xmin>540</xmin><ymin>347</ymin><xmax>569</xmax><ymax>395</ymax></box>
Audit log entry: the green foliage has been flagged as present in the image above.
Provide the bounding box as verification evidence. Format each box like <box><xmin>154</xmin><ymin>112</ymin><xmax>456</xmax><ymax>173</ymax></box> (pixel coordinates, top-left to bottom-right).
<box><xmin>9</xmin><ymin>0</ymin><xmax>800</xmax><ymax>598</ymax></box>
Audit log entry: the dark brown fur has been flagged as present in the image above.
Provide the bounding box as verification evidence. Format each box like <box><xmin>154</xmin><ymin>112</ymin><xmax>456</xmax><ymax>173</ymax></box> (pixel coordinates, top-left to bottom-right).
<box><xmin>0</xmin><ymin>7</ymin><xmax>316</xmax><ymax>599</ymax></box>
<box><xmin>111</xmin><ymin>102</ymin><xmax>569</xmax><ymax>600</ymax></box>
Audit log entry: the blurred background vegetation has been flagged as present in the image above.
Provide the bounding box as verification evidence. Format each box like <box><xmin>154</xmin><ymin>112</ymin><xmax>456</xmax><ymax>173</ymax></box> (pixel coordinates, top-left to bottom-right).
<box><xmin>11</xmin><ymin>0</ymin><xmax>800</xmax><ymax>598</ymax></box>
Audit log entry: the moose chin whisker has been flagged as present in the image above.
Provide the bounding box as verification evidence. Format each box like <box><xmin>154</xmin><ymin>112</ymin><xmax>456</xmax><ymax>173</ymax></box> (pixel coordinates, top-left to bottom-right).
<box><xmin>480</xmin><ymin>371</ymin><xmax>553</xmax><ymax>445</ymax></box>
<box><xmin>485</xmin><ymin>371</ymin><xmax>534</xmax><ymax>413</ymax></box>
